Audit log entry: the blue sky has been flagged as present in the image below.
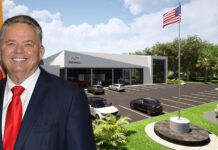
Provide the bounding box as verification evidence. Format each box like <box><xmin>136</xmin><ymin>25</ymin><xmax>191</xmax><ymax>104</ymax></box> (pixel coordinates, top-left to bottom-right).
<box><xmin>2</xmin><ymin>0</ymin><xmax>218</xmax><ymax>57</ymax></box>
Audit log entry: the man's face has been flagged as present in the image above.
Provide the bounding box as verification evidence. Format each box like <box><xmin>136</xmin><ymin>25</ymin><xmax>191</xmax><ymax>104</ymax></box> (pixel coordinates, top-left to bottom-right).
<box><xmin>1</xmin><ymin>23</ymin><xmax>44</xmax><ymax>78</ymax></box>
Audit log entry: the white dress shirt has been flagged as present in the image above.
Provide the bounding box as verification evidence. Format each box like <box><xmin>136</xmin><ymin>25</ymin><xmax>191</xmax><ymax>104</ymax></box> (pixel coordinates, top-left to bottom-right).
<box><xmin>2</xmin><ymin>68</ymin><xmax>40</xmax><ymax>138</ymax></box>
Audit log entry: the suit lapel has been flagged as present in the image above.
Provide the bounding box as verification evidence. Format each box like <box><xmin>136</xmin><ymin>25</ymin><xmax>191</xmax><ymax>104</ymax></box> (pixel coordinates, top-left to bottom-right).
<box><xmin>0</xmin><ymin>79</ymin><xmax>6</xmax><ymax>150</ymax></box>
<box><xmin>14</xmin><ymin>69</ymin><xmax>51</xmax><ymax>150</ymax></box>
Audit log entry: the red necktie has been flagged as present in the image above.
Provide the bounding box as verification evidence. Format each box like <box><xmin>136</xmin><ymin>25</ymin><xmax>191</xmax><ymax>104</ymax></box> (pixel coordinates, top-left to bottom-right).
<box><xmin>0</xmin><ymin>70</ymin><xmax>2</xmax><ymax>80</ymax></box>
<box><xmin>3</xmin><ymin>86</ymin><xmax>25</xmax><ymax>150</ymax></box>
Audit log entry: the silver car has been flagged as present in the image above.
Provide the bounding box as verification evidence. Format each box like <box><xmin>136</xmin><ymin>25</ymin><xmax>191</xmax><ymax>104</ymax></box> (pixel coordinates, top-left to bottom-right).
<box><xmin>108</xmin><ymin>84</ymin><xmax>125</xmax><ymax>92</ymax></box>
<box><xmin>88</xmin><ymin>85</ymin><xmax>104</xmax><ymax>94</ymax></box>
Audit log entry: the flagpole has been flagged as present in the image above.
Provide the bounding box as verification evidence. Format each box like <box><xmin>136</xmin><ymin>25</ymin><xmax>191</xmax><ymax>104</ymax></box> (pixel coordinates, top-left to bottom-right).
<box><xmin>178</xmin><ymin>2</ymin><xmax>181</xmax><ymax>119</ymax></box>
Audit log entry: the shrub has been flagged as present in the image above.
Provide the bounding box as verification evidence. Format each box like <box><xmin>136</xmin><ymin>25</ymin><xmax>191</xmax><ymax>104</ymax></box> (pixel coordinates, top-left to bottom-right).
<box><xmin>93</xmin><ymin>114</ymin><xmax>131</xmax><ymax>149</ymax></box>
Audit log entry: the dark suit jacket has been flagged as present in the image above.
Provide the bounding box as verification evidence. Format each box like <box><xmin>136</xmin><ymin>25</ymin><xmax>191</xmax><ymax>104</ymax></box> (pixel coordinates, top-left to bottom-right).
<box><xmin>0</xmin><ymin>68</ymin><xmax>96</xmax><ymax>150</ymax></box>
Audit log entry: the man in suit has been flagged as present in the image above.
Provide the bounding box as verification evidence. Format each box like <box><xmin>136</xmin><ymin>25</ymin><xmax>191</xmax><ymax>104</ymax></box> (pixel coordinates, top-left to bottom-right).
<box><xmin>0</xmin><ymin>15</ymin><xmax>96</xmax><ymax>150</ymax></box>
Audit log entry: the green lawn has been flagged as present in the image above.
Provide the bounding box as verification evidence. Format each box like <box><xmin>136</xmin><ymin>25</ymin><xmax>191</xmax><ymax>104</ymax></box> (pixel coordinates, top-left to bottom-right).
<box><xmin>186</xmin><ymin>80</ymin><xmax>218</xmax><ymax>84</ymax></box>
<box><xmin>121</xmin><ymin>101</ymin><xmax>218</xmax><ymax>150</ymax></box>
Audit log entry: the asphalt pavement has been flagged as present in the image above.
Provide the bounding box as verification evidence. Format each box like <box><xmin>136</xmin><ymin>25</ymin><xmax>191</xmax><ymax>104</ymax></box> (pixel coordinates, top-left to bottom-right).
<box><xmin>85</xmin><ymin>83</ymin><xmax>218</xmax><ymax>123</ymax></box>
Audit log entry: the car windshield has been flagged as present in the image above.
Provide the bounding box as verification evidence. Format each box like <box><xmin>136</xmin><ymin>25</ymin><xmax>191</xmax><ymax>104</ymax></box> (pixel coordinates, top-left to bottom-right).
<box><xmin>95</xmin><ymin>100</ymin><xmax>107</xmax><ymax>108</ymax></box>
<box><xmin>147</xmin><ymin>100</ymin><xmax>160</xmax><ymax>104</ymax></box>
<box><xmin>142</xmin><ymin>98</ymin><xmax>160</xmax><ymax>104</ymax></box>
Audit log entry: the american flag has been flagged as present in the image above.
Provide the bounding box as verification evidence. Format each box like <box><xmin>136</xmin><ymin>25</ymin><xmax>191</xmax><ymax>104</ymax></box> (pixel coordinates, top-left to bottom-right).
<box><xmin>163</xmin><ymin>5</ymin><xmax>181</xmax><ymax>28</ymax></box>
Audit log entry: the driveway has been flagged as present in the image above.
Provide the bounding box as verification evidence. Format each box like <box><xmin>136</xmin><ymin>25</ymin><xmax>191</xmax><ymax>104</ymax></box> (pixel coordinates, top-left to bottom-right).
<box><xmin>86</xmin><ymin>83</ymin><xmax>218</xmax><ymax>123</ymax></box>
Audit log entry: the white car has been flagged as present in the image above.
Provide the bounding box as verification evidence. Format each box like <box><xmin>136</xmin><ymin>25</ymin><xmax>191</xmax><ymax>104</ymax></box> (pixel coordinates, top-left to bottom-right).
<box><xmin>215</xmin><ymin>104</ymin><xmax>218</xmax><ymax>117</ymax></box>
<box><xmin>88</xmin><ymin>97</ymin><xmax>120</xmax><ymax>119</ymax></box>
<box><xmin>108</xmin><ymin>84</ymin><xmax>125</xmax><ymax>92</ymax></box>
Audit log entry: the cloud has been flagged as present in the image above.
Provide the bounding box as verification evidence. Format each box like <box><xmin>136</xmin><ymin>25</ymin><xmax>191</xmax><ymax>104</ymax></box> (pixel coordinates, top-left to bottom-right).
<box><xmin>31</xmin><ymin>10</ymin><xmax>61</xmax><ymax>22</ymax></box>
<box><xmin>2</xmin><ymin>0</ymin><xmax>218</xmax><ymax>57</ymax></box>
<box><xmin>123</xmin><ymin>0</ymin><xmax>188</xmax><ymax>15</ymax></box>
<box><xmin>3</xmin><ymin>0</ymin><xmax>28</xmax><ymax>17</ymax></box>
<box><xmin>123</xmin><ymin>0</ymin><xmax>144</xmax><ymax>15</ymax></box>
<box><xmin>181</xmin><ymin>0</ymin><xmax>218</xmax><ymax>42</ymax></box>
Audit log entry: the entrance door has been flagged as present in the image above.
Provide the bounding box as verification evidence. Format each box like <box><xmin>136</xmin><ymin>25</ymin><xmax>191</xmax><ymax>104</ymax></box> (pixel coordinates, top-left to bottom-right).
<box><xmin>153</xmin><ymin>59</ymin><xmax>165</xmax><ymax>83</ymax></box>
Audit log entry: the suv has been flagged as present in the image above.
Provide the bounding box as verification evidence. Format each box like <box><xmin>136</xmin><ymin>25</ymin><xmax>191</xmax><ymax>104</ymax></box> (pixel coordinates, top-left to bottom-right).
<box><xmin>88</xmin><ymin>85</ymin><xmax>104</xmax><ymax>94</ymax></box>
<box><xmin>108</xmin><ymin>84</ymin><xmax>125</xmax><ymax>92</ymax></box>
<box><xmin>88</xmin><ymin>97</ymin><xmax>120</xmax><ymax>119</ymax></box>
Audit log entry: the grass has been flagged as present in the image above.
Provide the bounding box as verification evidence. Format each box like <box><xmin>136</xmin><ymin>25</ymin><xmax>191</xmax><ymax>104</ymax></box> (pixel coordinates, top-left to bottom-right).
<box><xmin>120</xmin><ymin>101</ymin><xmax>218</xmax><ymax>150</ymax></box>
<box><xmin>186</xmin><ymin>80</ymin><xmax>218</xmax><ymax>85</ymax></box>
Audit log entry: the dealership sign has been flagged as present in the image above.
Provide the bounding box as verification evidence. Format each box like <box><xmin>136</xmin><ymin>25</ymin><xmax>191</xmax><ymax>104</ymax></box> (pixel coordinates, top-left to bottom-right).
<box><xmin>69</xmin><ymin>55</ymin><xmax>81</xmax><ymax>64</ymax></box>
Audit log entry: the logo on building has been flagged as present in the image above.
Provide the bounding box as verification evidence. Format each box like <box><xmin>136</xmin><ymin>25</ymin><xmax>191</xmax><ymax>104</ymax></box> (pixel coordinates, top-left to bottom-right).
<box><xmin>69</xmin><ymin>56</ymin><xmax>81</xmax><ymax>64</ymax></box>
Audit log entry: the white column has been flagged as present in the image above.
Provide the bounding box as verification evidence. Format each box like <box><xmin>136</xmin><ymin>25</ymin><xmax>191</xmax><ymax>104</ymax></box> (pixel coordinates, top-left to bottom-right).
<box><xmin>112</xmin><ymin>68</ymin><xmax>114</xmax><ymax>84</ymax></box>
<box><xmin>91</xmin><ymin>68</ymin><xmax>93</xmax><ymax>86</ymax></box>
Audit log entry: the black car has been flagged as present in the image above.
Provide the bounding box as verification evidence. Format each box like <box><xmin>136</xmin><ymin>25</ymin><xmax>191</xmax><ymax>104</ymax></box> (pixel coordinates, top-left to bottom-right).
<box><xmin>130</xmin><ymin>97</ymin><xmax>163</xmax><ymax>115</ymax></box>
<box><xmin>87</xmin><ymin>85</ymin><xmax>104</xmax><ymax>94</ymax></box>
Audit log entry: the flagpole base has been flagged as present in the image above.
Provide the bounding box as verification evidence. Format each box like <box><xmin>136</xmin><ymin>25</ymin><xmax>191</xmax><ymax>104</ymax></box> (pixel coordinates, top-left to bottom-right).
<box><xmin>170</xmin><ymin>117</ymin><xmax>190</xmax><ymax>133</ymax></box>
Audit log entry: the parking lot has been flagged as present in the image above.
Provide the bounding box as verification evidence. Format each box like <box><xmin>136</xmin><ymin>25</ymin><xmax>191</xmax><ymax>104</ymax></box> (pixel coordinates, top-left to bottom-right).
<box><xmin>85</xmin><ymin>83</ymin><xmax>218</xmax><ymax>123</ymax></box>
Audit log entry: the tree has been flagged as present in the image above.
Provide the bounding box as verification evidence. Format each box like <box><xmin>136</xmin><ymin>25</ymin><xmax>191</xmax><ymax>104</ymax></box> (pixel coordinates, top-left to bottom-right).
<box><xmin>196</xmin><ymin>44</ymin><xmax>218</xmax><ymax>83</ymax></box>
<box><xmin>93</xmin><ymin>114</ymin><xmax>131</xmax><ymax>149</ymax></box>
<box><xmin>152</xmin><ymin>42</ymin><xmax>178</xmax><ymax>78</ymax></box>
<box><xmin>131</xmin><ymin>35</ymin><xmax>217</xmax><ymax>81</ymax></box>
<box><xmin>129</xmin><ymin>47</ymin><xmax>153</xmax><ymax>55</ymax></box>
<box><xmin>181</xmin><ymin>35</ymin><xmax>208</xmax><ymax>81</ymax></box>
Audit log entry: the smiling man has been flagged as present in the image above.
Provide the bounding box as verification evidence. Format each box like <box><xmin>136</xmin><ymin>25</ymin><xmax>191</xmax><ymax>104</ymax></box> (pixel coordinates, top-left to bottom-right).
<box><xmin>0</xmin><ymin>15</ymin><xmax>96</xmax><ymax>150</ymax></box>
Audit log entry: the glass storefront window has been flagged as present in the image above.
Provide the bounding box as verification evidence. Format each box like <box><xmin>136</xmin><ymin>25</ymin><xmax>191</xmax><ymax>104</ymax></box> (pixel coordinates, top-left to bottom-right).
<box><xmin>93</xmin><ymin>68</ymin><xmax>112</xmax><ymax>86</ymax></box>
<box><xmin>153</xmin><ymin>59</ymin><xmax>165</xmax><ymax>83</ymax></box>
<box><xmin>60</xmin><ymin>68</ymin><xmax>143</xmax><ymax>87</ymax></box>
<box><xmin>67</xmin><ymin>68</ymin><xmax>91</xmax><ymax>87</ymax></box>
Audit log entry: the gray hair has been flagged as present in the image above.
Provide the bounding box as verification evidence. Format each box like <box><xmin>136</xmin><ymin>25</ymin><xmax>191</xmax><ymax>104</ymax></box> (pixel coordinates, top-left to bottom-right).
<box><xmin>0</xmin><ymin>15</ymin><xmax>43</xmax><ymax>47</ymax></box>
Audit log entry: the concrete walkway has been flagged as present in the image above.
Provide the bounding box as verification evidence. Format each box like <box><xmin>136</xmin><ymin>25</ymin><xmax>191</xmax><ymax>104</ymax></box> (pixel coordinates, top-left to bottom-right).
<box><xmin>203</xmin><ymin>111</ymin><xmax>218</xmax><ymax>125</ymax></box>
<box><xmin>145</xmin><ymin>122</ymin><xmax>218</xmax><ymax>150</ymax></box>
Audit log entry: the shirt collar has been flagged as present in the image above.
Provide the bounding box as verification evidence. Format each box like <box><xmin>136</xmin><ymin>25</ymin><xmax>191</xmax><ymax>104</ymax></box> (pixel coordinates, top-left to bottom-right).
<box><xmin>7</xmin><ymin>67</ymin><xmax>41</xmax><ymax>92</ymax></box>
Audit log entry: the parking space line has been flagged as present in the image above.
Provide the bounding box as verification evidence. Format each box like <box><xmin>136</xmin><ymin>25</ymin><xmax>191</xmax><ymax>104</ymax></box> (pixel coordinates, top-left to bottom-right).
<box><xmin>105</xmin><ymin>89</ymin><xmax>117</xmax><ymax>94</ymax></box>
<box><xmin>190</xmin><ymin>93</ymin><xmax>218</xmax><ymax>99</ymax></box>
<box><xmin>161</xmin><ymin>103</ymin><xmax>183</xmax><ymax>109</ymax></box>
<box><xmin>200</xmin><ymin>91</ymin><xmax>218</xmax><ymax>96</ymax></box>
<box><xmin>130</xmin><ymin>87</ymin><xmax>150</xmax><ymax>90</ymax></box>
<box><xmin>125</xmin><ymin>88</ymin><xmax>141</xmax><ymax>91</ymax></box>
<box><xmin>182</xmin><ymin>95</ymin><xmax>215</xmax><ymax>101</ymax></box>
<box><xmin>197</xmin><ymin>91</ymin><xmax>216</xmax><ymax>95</ymax></box>
<box><xmin>129</xmin><ymin>88</ymin><xmax>140</xmax><ymax>91</ymax></box>
<box><xmin>163</xmin><ymin>110</ymin><xmax>169</xmax><ymax>114</ymax></box>
<box><xmin>206</xmin><ymin>91</ymin><xmax>218</xmax><ymax>94</ymax></box>
<box><xmin>85</xmin><ymin>92</ymin><xmax>94</xmax><ymax>96</ymax></box>
<box><xmin>172</xmin><ymin>96</ymin><xmax>205</xmax><ymax>104</ymax></box>
<box><xmin>161</xmin><ymin>98</ymin><xmax>194</xmax><ymax>106</ymax></box>
<box><xmin>118</xmin><ymin>105</ymin><xmax>150</xmax><ymax>118</ymax></box>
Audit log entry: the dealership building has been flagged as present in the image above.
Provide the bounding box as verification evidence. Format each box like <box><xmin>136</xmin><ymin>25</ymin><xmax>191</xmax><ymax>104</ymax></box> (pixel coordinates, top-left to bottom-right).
<box><xmin>42</xmin><ymin>50</ymin><xmax>168</xmax><ymax>87</ymax></box>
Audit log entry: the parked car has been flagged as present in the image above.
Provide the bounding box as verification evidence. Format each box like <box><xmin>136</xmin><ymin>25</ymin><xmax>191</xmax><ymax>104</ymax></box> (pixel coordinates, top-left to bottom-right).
<box><xmin>87</xmin><ymin>85</ymin><xmax>104</xmax><ymax>94</ymax></box>
<box><xmin>130</xmin><ymin>97</ymin><xmax>163</xmax><ymax>115</ymax></box>
<box><xmin>88</xmin><ymin>97</ymin><xmax>120</xmax><ymax>119</ymax></box>
<box><xmin>108</xmin><ymin>84</ymin><xmax>125</xmax><ymax>92</ymax></box>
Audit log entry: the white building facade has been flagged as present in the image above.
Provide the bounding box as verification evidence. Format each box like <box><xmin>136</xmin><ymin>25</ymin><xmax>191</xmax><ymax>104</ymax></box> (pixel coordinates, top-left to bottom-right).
<box><xmin>42</xmin><ymin>50</ymin><xmax>168</xmax><ymax>87</ymax></box>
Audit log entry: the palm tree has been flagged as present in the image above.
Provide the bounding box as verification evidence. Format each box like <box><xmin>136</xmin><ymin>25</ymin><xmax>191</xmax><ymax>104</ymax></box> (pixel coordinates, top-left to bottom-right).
<box><xmin>196</xmin><ymin>45</ymin><xmax>218</xmax><ymax>83</ymax></box>
<box><xmin>93</xmin><ymin>114</ymin><xmax>131</xmax><ymax>149</ymax></box>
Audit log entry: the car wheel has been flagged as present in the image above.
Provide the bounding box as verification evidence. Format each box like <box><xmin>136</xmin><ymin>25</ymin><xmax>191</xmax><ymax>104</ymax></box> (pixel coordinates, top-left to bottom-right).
<box><xmin>95</xmin><ymin>114</ymin><xmax>100</xmax><ymax>119</ymax></box>
<box><xmin>147</xmin><ymin>109</ymin><xmax>152</xmax><ymax>115</ymax></box>
<box><xmin>130</xmin><ymin>104</ymin><xmax>135</xmax><ymax>109</ymax></box>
